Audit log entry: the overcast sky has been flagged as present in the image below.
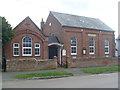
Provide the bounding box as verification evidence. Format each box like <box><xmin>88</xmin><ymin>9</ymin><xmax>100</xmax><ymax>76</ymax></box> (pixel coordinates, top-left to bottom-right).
<box><xmin>0</xmin><ymin>0</ymin><xmax>119</xmax><ymax>38</ymax></box>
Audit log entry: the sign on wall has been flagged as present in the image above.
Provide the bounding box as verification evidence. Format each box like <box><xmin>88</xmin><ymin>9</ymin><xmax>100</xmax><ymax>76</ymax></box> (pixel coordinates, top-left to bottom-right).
<box><xmin>88</xmin><ymin>34</ymin><xmax>96</xmax><ymax>37</ymax></box>
<box><xmin>62</xmin><ymin>49</ymin><xmax>66</xmax><ymax>56</ymax></box>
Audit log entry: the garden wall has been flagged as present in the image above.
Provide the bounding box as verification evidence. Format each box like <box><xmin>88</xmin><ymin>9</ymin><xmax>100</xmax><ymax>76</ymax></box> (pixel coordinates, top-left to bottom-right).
<box><xmin>69</xmin><ymin>57</ymin><xmax>118</xmax><ymax>68</ymax></box>
<box><xmin>6</xmin><ymin>58</ymin><xmax>57</xmax><ymax>71</ymax></box>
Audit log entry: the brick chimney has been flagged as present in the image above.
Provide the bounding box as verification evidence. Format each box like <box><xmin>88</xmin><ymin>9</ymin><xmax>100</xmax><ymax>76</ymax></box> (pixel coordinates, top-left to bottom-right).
<box><xmin>41</xmin><ymin>18</ymin><xmax>45</xmax><ymax>31</ymax></box>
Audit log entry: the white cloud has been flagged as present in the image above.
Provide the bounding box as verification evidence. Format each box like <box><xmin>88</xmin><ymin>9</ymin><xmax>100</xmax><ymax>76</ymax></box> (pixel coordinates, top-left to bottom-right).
<box><xmin>0</xmin><ymin>0</ymin><xmax>119</xmax><ymax>37</ymax></box>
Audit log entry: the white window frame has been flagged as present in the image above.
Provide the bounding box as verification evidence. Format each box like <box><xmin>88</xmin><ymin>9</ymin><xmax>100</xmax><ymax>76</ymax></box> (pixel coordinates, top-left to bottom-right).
<box><xmin>105</xmin><ymin>40</ymin><xmax>109</xmax><ymax>54</ymax></box>
<box><xmin>22</xmin><ymin>37</ymin><xmax>32</xmax><ymax>56</ymax></box>
<box><xmin>13</xmin><ymin>43</ymin><xmax>20</xmax><ymax>56</ymax></box>
<box><xmin>35</xmin><ymin>43</ymin><xmax>40</xmax><ymax>56</ymax></box>
<box><xmin>71</xmin><ymin>38</ymin><xmax>77</xmax><ymax>55</ymax></box>
<box><xmin>89</xmin><ymin>38</ymin><xmax>95</xmax><ymax>55</ymax></box>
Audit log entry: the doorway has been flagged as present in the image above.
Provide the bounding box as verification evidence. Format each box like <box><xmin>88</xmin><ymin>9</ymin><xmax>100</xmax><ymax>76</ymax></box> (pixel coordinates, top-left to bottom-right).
<box><xmin>49</xmin><ymin>47</ymin><xmax>58</xmax><ymax>59</ymax></box>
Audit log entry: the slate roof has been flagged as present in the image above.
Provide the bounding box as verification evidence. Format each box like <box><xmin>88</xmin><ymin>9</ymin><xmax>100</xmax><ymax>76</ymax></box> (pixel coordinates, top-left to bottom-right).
<box><xmin>51</xmin><ymin>11</ymin><xmax>114</xmax><ymax>32</ymax></box>
<box><xmin>48</xmin><ymin>35</ymin><xmax>60</xmax><ymax>44</ymax></box>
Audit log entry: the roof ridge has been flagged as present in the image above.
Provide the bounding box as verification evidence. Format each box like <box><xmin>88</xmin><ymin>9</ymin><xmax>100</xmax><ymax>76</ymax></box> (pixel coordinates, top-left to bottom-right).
<box><xmin>50</xmin><ymin>11</ymin><xmax>99</xmax><ymax>20</ymax></box>
<box><xmin>50</xmin><ymin>11</ymin><xmax>114</xmax><ymax>32</ymax></box>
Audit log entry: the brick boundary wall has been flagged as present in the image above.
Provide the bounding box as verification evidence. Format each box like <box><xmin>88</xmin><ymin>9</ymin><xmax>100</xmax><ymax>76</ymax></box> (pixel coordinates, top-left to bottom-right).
<box><xmin>69</xmin><ymin>57</ymin><xmax>118</xmax><ymax>68</ymax></box>
<box><xmin>6</xmin><ymin>57</ymin><xmax>57</xmax><ymax>71</ymax></box>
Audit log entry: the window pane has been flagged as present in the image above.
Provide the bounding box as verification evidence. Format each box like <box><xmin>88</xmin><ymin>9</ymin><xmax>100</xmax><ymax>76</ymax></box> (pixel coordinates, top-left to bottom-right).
<box><xmin>71</xmin><ymin>47</ymin><xmax>76</xmax><ymax>53</ymax></box>
<box><xmin>23</xmin><ymin>37</ymin><xmax>32</xmax><ymax>42</ymax></box>
<box><xmin>23</xmin><ymin>48</ymin><xmax>31</xmax><ymax>54</ymax></box>
<box><xmin>89</xmin><ymin>38</ymin><xmax>94</xmax><ymax>46</ymax></box>
<box><xmin>14</xmin><ymin>44</ymin><xmax>18</xmax><ymax>47</ymax></box>
<box><xmin>35</xmin><ymin>48</ymin><xmax>40</xmax><ymax>56</ymax></box>
<box><xmin>71</xmin><ymin>37</ymin><xmax>77</xmax><ymax>55</ymax></box>
<box><xmin>35</xmin><ymin>44</ymin><xmax>39</xmax><ymax>47</ymax></box>
<box><xmin>14</xmin><ymin>48</ymin><xmax>19</xmax><ymax>55</ymax></box>
<box><xmin>105</xmin><ymin>40</ymin><xmax>109</xmax><ymax>46</ymax></box>
<box><xmin>90</xmin><ymin>47</ymin><xmax>94</xmax><ymax>53</ymax></box>
<box><xmin>105</xmin><ymin>47</ymin><xmax>109</xmax><ymax>52</ymax></box>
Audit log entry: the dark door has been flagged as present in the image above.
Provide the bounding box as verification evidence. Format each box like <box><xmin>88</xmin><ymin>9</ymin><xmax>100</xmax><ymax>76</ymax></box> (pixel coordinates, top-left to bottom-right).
<box><xmin>49</xmin><ymin>47</ymin><xmax>58</xmax><ymax>59</ymax></box>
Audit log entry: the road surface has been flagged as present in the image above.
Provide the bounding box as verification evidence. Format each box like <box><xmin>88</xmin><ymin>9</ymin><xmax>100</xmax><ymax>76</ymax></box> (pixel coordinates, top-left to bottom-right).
<box><xmin>2</xmin><ymin>72</ymin><xmax>118</xmax><ymax>88</ymax></box>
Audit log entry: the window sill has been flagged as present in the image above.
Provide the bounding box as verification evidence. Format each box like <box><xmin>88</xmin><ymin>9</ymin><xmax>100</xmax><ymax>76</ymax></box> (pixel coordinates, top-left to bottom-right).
<box><xmin>89</xmin><ymin>53</ymin><xmax>95</xmax><ymax>55</ymax></box>
<box><xmin>105</xmin><ymin>53</ymin><xmax>109</xmax><ymax>55</ymax></box>
<box><xmin>22</xmin><ymin>55</ymin><xmax>32</xmax><ymax>56</ymax></box>
<box><xmin>71</xmin><ymin>53</ymin><xmax>77</xmax><ymax>56</ymax></box>
<box><xmin>13</xmin><ymin>55</ymin><xmax>19</xmax><ymax>56</ymax></box>
<box><xmin>35</xmin><ymin>55</ymin><xmax>40</xmax><ymax>56</ymax></box>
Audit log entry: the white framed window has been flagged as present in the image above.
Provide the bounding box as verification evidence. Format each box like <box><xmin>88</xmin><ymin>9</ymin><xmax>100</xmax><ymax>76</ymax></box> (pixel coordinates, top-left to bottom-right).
<box><xmin>105</xmin><ymin>40</ymin><xmax>109</xmax><ymax>54</ymax></box>
<box><xmin>35</xmin><ymin>43</ymin><xmax>40</xmax><ymax>56</ymax></box>
<box><xmin>13</xmin><ymin>43</ymin><xmax>19</xmax><ymax>56</ymax></box>
<box><xmin>22</xmin><ymin>37</ymin><xmax>32</xmax><ymax>56</ymax></box>
<box><xmin>89</xmin><ymin>38</ymin><xmax>95</xmax><ymax>54</ymax></box>
<box><xmin>71</xmin><ymin>37</ymin><xmax>77</xmax><ymax>55</ymax></box>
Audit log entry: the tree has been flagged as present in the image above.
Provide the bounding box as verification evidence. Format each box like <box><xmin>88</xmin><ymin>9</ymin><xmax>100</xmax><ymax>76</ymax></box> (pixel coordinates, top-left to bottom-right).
<box><xmin>2</xmin><ymin>17</ymin><xmax>14</xmax><ymax>48</ymax></box>
<box><xmin>1</xmin><ymin>17</ymin><xmax>14</xmax><ymax>71</ymax></box>
<box><xmin>0</xmin><ymin>16</ymin><xmax>2</xmax><ymax>39</ymax></box>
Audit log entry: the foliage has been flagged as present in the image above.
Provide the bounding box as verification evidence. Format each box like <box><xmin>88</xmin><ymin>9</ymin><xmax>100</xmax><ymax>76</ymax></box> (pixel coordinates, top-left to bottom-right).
<box><xmin>13</xmin><ymin>71</ymin><xmax>73</xmax><ymax>79</ymax></box>
<box><xmin>61</xmin><ymin>64</ymin><xmax>67</xmax><ymax>68</ymax></box>
<box><xmin>81</xmin><ymin>66</ymin><xmax>119</xmax><ymax>74</ymax></box>
<box><xmin>2</xmin><ymin>16</ymin><xmax>14</xmax><ymax>48</ymax></box>
<box><xmin>0</xmin><ymin>16</ymin><xmax>2</xmax><ymax>39</ymax></box>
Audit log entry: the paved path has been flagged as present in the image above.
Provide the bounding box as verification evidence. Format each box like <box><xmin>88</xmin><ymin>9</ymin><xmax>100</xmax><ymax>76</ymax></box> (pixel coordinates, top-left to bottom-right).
<box><xmin>3</xmin><ymin>72</ymin><xmax>118</xmax><ymax>88</ymax></box>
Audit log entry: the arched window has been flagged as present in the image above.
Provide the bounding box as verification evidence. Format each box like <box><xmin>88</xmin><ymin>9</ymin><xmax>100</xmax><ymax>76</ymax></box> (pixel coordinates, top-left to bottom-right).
<box><xmin>22</xmin><ymin>37</ymin><xmax>32</xmax><ymax>56</ymax></box>
<box><xmin>105</xmin><ymin>40</ymin><xmax>109</xmax><ymax>54</ymax></box>
<box><xmin>89</xmin><ymin>38</ymin><xmax>95</xmax><ymax>54</ymax></box>
<box><xmin>71</xmin><ymin>37</ymin><xmax>77</xmax><ymax>55</ymax></box>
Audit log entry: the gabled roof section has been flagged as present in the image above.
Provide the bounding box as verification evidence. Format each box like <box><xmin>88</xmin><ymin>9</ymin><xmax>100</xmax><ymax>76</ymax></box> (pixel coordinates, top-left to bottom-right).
<box><xmin>50</xmin><ymin>11</ymin><xmax>114</xmax><ymax>32</ymax></box>
<box><xmin>13</xmin><ymin>16</ymin><xmax>45</xmax><ymax>36</ymax></box>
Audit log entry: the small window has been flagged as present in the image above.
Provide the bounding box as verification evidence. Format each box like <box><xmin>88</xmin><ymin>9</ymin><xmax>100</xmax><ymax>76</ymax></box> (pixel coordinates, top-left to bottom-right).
<box><xmin>89</xmin><ymin>38</ymin><xmax>95</xmax><ymax>54</ymax></box>
<box><xmin>71</xmin><ymin>37</ymin><xmax>77</xmax><ymax>55</ymax></box>
<box><xmin>35</xmin><ymin>43</ymin><xmax>40</xmax><ymax>56</ymax></box>
<box><xmin>13</xmin><ymin>43</ymin><xmax>19</xmax><ymax>56</ymax></box>
<box><xmin>105</xmin><ymin>40</ymin><xmax>109</xmax><ymax>54</ymax></box>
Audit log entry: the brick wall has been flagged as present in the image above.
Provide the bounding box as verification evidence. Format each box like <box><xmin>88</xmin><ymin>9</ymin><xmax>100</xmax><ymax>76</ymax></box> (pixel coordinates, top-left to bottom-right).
<box><xmin>62</xmin><ymin>27</ymin><xmax>115</xmax><ymax>58</ymax></box>
<box><xmin>6</xmin><ymin>58</ymin><xmax>57</xmax><ymax>71</ymax></box>
<box><xmin>69</xmin><ymin>57</ymin><xmax>118</xmax><ymax>68</ymax></box>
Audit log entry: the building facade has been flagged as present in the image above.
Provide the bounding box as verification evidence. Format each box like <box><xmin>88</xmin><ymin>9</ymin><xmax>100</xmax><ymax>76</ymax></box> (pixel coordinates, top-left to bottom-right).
<box><xmin>42</xmin><ymin>11</ymin><xmax>115</xmax><ymax>64</ymax></box>
<box><xmin>4</xmin><ymin>11</ymin><xmax>116</xmax><ymax>70</ymax></box>
<box><xmin>5</xmin><ymin>17</ymin><xmax>48</xmax><ymax>60</ymax></box>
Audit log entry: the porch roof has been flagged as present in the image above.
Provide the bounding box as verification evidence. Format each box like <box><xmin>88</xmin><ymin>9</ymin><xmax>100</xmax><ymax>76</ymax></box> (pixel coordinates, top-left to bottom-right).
<box><xmin>48</xmin><ymin>36</ymin><xmax>63</xmax><ymax>46</ymax></box>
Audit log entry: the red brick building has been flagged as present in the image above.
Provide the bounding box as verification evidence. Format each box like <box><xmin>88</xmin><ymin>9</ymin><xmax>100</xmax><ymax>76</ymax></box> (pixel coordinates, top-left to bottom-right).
<box><xmin>42</xmin><ymin>11</ymin><xmax>115</xmax><ymax>64</ymax></box>
<box><xmin>4</xmin><ymin>11</ymin><xmax>116</xmax><ymax>71</ymax></box>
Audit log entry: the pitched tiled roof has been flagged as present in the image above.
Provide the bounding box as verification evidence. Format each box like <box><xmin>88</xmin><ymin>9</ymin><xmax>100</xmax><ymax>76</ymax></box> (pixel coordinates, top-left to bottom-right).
<box><xmin>48</xmin><ymin>35</ymin><xmax>60</xmax><ymax>44</ymax></box>
<box><xmin>51</xmin><ymin>11</ymin><xmax>114</xmax><ymax>32</ymax></box>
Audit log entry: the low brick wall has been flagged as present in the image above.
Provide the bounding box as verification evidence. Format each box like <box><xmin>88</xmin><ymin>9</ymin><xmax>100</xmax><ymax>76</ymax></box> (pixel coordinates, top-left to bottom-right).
<box><xmin>6</xmin><ymin>58</ymin><xmax>57</xmax><ymax>71</ymax></box>
<box><xmin>69</xmin><ymin>57</ymin><xmax>118</xmax><ymax>68</ymax></box>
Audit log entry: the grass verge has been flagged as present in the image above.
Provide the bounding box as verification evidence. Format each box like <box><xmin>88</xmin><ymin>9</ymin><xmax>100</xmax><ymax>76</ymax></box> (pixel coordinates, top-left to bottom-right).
<box><xmin>13</xmin><ymin>71</ymin><xmax>73</xmax><ymax>79</ymax></box>
<box><xmin>81</xmin><ymin>66</ymin><xmax>119</xmax><ymax>74</ymax></box>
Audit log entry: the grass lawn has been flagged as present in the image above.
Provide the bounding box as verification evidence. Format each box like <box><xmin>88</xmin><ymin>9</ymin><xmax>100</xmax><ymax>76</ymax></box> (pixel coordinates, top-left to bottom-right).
<box><xmin>13</xmin><ymin>71</ymin><xmax>73</xmax><ymax>79</ymax></box>
<box><xmin>81</xmin><ymin>66</ymin><xmax>119</xmax><ymax>74</ymax></box>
